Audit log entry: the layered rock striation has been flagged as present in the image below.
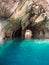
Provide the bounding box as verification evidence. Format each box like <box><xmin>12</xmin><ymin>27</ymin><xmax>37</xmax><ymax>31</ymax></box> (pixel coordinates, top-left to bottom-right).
<box><xmin>0</xmin><ymin>0</ymin><xmax>49</xmax><ymax>39</ymax></box>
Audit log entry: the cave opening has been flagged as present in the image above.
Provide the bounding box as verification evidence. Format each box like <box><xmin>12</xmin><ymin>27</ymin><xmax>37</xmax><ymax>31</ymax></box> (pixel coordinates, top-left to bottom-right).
<box><xmin>12</xmin><ymin>27</ymin><xmax>22</xmax><ymax>38</ymax></box>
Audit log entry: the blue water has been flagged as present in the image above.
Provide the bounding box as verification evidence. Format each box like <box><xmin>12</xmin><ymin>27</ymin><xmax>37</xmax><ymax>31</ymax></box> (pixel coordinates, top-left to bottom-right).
<box><xmin>0</xmin><ymin>38</ymin><xmax>49</xmax><ymax>65</ymax></box>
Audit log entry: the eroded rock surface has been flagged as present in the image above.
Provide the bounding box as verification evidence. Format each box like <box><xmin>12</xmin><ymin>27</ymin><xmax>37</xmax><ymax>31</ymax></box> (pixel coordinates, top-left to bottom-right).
<box><xmin>0</xmin><ymin>0</ymin><xmax>49</xmax><ymax>39</ymax></box>
<box><xmin>0</xmin><ymin>0</ymin><xmax>21</xmax><ymax>18</ymax></box>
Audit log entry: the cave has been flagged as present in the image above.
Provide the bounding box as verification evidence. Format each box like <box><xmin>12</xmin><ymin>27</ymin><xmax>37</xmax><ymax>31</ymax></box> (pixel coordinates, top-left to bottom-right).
<box><xmin>12</xmin><ymin>27</ymin><xmax>22</xmax><ymax>38</ymax></box>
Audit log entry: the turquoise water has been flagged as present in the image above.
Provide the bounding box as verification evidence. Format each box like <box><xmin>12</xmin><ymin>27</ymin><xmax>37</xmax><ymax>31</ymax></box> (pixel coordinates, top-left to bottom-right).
<box><xmin>0</xmin><ymin>39</ymin><xmax>49</xmax><ymax>65</ymax></box>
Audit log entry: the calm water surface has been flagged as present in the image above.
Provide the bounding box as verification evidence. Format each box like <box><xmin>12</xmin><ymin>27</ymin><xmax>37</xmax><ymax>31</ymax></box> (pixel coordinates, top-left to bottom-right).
<box><xmin>0</xmin><ymin>38</ymin><xmax>49</xmax><ymax>65</ymax></box>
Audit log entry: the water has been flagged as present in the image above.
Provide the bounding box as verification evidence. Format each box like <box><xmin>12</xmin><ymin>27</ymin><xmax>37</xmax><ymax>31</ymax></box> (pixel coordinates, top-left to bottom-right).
<box><xmin>0</xmin><ymin>38</ymin><xmax>49</xmax><ymax>65</ymax></box>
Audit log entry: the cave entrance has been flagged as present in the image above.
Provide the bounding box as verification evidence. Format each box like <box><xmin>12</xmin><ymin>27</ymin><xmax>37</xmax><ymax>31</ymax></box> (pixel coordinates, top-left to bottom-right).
<box><xmin>12</xmin><ymin>27</ymin><xmax>22</xmax><ymax>38</ymax></box>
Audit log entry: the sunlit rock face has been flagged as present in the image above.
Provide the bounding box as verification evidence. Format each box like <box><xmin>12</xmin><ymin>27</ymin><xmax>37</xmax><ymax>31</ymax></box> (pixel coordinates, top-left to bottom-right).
<box><xmin>32</xmin><ymin>0</ymin><xmax>49</xmax><ymax>17</ymax></box>
<box><xmin>25</xmin><ymin>30</ymin><xmax>32</xmax><ymax>39</ymax></box>
<box><xmin>0</xmin><ymin>0</ymin><xmax>49</xmax><ymax>39</ymax></box>
<box><xmin>0</xmin><ymin>0</ymin><xmax>21</xmax><ymax>18</ymax></box>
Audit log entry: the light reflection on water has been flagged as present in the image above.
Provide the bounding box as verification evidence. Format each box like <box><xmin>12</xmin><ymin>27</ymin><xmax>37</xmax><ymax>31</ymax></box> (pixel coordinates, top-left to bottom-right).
<box><xmin>0</xmin><ymin>38</ymin><xmax>49</xmax><ymax>65</ymax></box>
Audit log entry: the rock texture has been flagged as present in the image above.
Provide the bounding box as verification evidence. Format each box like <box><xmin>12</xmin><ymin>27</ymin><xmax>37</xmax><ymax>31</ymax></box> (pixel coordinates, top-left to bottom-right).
<box><xmin>0</xmin><ymin>0</ymin><xmax>49</xmax><ymax>39</ymax></box>
<box><xmin>0</xmin><ymin>0</ymin><xmax>21</xmax><ymax>18</ymax></box>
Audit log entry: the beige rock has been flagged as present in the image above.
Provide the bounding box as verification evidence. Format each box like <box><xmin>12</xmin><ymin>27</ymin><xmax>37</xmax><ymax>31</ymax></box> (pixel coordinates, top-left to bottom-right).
<box><xmin>0</xmin><ymin>22</ymin><xmax>5</xmax><ymax>42</ymax></box>
<box><xmin>0</xmin><ymin>0</ymin><xmax>21</xmax><ymax>18</ymax></box>
<box><xmin>25</xmin><ymin>29</ymin><xmax>32</xmax><ymax>39</ymax></box>
<box><xmin>35</xmin><ymin>13</ymin><xmax>46</xmax><ymax>23</ymax></box>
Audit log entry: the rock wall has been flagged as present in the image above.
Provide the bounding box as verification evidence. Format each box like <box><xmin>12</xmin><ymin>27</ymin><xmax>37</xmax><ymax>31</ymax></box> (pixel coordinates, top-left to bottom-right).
<box><xmin>32</xmin><ymin>0</ymin><xmax>49</xmax><ymax>17</ymax></box>
<box><xmin>0</xmin><ymin>0</ymin><xmax>49</xmax><ymax>39</ymax></box>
